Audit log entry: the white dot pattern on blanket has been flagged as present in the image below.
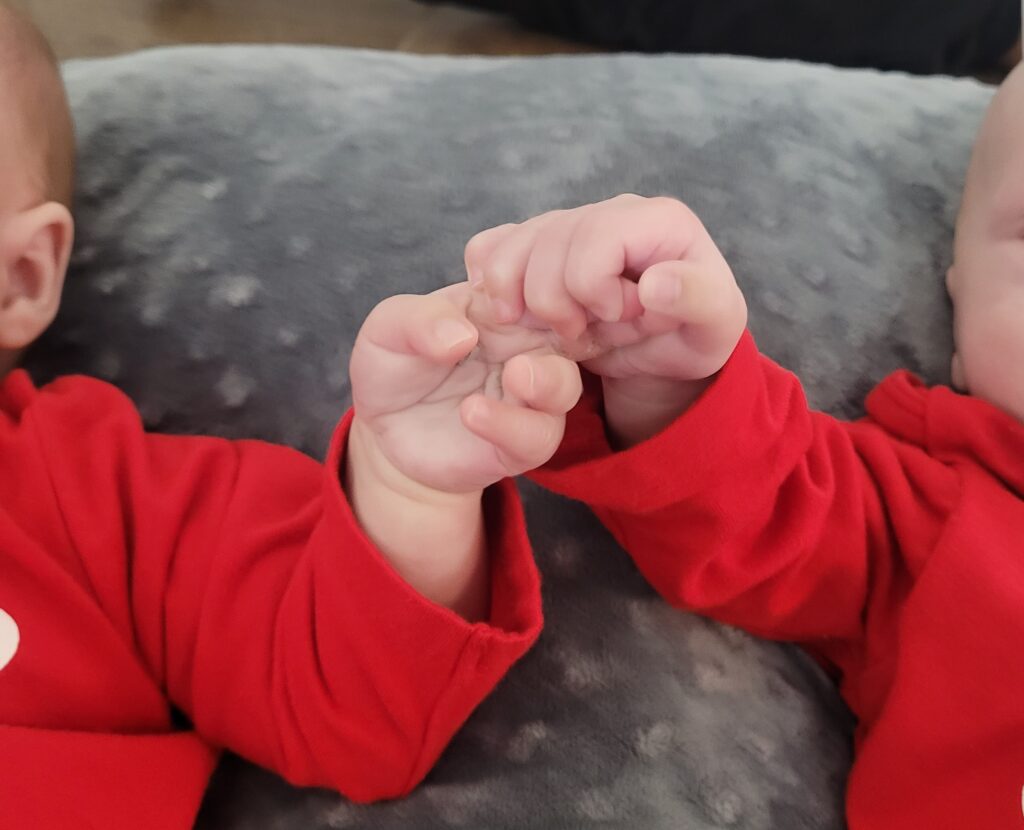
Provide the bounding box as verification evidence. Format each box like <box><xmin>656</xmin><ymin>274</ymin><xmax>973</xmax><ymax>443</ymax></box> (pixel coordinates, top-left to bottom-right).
<box><xmin>276</xmin><ymin>327</ymin><xmax>301</xmax><ymax>348</ymax></box>
<box><xmin>217</xmin><ymin>367</ymin><xmax>256</xmax><ymax>408</ymax></box>
<box><xmin>634</xmin><ymin>721</ymin><xmax>674</xmax><ymax>759</ymax></box>
<box><xmin>338</xmin><ymin>261</ymin><xmax>368</xmax><ymax>284</ymax></box>
<box><xmin>576</xmin><ymin>790</ymin><xmax>616</xmax><ymax>822</ymax></box>
<box><xmin>799</xmin><ymin>263</ymin><xmax>828</xmax><ymax>288</ymax></box>
<box><xmin>288</xmin><ymin>235</ymin><xmax>313</xmax><ymax>260</ymax></box>
<box><xmin>325</xmin><ymin>345</ymin><xmax>352</xmax><ymax>393</ymax></box>
<box><xmin>93</xmin><ymin>268</ymin><xmax>129</xmax><ymax>296</ymax></box>
<box><xmin>209</xmin><ymin>274</ymin><xmax>261</xmax><ymax>308</ymax></box>
<box><xmin>427</xmin><ymin>782</ymin><xmax>489</xmax><ymax>825</ymax></box>
<box><xmin>93</xmin><ymin>350</ymin><xmax>123</xmax><ymax>380</ymax></box>
<box><xmin>323</xmin><ymin>803</ymin><xmax>357</xmax><ymax>828</ymax></box>
<box><xmin>705</xmin><ymin>790</ymin><xmax>744</xmax><ymax>825</ymax></box>
<box><xmin>547</xmin><ymin>537</ymin><xmax>583</xmax><ymax>577</ymax></box>
<box><xmin>505</xmin><ymin>721</ymin><xmax>549</xmax><ymax>763</ymax></box>
<box><xmin>201</xmin><ymin>177</ymin><xmax>229</xmax><ymax>201</ymax></box>
<box><xmin>560</xmin><ymin>650</ymin><xmax>607</xmax><ymax>693</ymax></box>
<box><xmin>695</xmin><ymin>660</ymin><xmax>731</xmax><ymax>692</ymax></box>
<box><xmin>140</xmin><ymin>298</ymin><xmax>168</xmax><ymax>326</ymax></box>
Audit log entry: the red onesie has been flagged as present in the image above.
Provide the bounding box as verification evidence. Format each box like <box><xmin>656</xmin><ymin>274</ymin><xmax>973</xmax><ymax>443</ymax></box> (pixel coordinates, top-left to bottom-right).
<box><xmin>533</xmin><ymin>332</ymin><xmax>1024</xmax><ymax>830</ymax></box>
<box><xmin>0</xmin><ymin>370</ymin><xmax>542</xmax><ymax>829</ymax></box>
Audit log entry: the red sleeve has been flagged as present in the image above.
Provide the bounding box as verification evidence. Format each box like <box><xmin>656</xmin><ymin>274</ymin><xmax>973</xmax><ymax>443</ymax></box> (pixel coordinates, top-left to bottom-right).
<box><xmin>32</xmin><ymin>379</ymin><xmax>542</xmax><ymax>802</ymax></box>
<box><xmin>530</xmin><ymin>333</ymin><xmax>957</xmax><ymax>659</ymax></box>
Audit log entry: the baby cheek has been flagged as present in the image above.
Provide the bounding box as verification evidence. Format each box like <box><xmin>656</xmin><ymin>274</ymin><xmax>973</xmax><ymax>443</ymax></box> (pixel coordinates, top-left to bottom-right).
<box><xmin>965</xmin><ymin>320</ymin><xmax>1024</xmax><ymax>423</ymax></box>
<box><xmin>950</xmin><ymin>353</ymin><xmax>966</xmax><ymax>390</ymax></box>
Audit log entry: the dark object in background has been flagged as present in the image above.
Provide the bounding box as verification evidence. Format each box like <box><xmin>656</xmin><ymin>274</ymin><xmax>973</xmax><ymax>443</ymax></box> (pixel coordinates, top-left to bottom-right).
<box><xmin>419</xmin><ymin>0</ymin><xmax>1021</xmax><ymax>74</ymax></box>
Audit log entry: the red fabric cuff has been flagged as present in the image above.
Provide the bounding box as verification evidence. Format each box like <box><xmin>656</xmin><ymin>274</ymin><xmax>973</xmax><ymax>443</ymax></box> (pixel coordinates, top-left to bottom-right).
<box><xmin>324</xmin><ymin>410</ymin><xmax>543</xmax><ymax>648</ymax></box>
<box><xmin>530</xmin><ymin>332</ymin><xmax>799</xmax><ymax>513</ymax></box>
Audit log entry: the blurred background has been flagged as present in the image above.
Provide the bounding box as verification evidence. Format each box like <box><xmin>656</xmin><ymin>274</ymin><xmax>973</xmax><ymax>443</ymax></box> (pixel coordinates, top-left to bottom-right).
<box><xmin>8</xmin><ymin>0</ymin><xmax>1021</xmax><ymax>77</ymax></box>
<box><xmin>7</xmin><ymin>0</ymin><xmax>585</xmax><ymax>59</ymax></box>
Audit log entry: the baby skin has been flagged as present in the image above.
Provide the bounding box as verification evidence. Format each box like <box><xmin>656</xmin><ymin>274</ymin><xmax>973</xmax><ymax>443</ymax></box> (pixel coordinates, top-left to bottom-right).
<box><xmin>468</xmin><ymin>66</ymin><xmax>1024</xmax><ymax>830</ymax></box>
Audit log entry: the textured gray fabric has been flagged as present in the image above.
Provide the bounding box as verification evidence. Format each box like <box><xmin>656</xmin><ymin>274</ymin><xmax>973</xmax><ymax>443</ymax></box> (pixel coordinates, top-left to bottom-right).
<box><xmin>29</xmin><ymin>47</ymin><xmax>993</xmax><ymax>828</ymax></box>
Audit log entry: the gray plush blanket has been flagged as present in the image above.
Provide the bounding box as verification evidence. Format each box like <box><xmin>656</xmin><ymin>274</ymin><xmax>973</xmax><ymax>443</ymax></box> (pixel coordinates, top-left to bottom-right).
<box><xmin>30</xmin><ymin>47</ymin><xmax>993</xmax><ymax>829</ymax></box>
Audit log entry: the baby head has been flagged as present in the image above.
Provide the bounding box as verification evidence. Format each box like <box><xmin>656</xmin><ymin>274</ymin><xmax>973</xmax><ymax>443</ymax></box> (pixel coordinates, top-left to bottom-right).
<box><xmin>0</xmin><ymin>3</ymin><xmax>75</xmax><ymax>376</ymax></box>
<box><xmin>948</xmin><ymin>63</ymin><xmax>1024</xmax><ymax>422</ymax></box>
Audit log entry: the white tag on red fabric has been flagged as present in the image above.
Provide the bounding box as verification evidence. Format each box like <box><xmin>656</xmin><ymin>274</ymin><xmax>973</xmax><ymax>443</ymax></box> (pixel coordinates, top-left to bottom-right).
<box><xmin>0</xmin><ymin>608</ymin><xmax>19</xmax><ymax>671</ymax></box>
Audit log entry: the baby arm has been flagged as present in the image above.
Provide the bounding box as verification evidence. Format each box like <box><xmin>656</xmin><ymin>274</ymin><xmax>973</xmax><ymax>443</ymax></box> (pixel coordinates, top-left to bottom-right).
<box><xmin>468</xmin><ymin>196</ymin><xmax>954</xmax><ymax>650</ymax></box>
<box><xmin>23</xmin><ymin>284</ymin><xmax>579</xmax><ymax>806</ymax></box>
<box><xmin>347</xmin><ymin>284</ymin><xmax>582</xmax><ymax>621</ymax></box>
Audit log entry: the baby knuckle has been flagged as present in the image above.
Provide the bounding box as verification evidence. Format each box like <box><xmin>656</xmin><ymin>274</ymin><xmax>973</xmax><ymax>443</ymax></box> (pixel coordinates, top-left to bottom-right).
<box><xmin>466</xmin><ymin>223</ymin><xmax>514</xmax><ymax>257</ymax></box>
<box><xmin>368</xmin><ymin>293</ymin><xmax>409</xmax><ymax>321</ymax></box>
<box><xmin>649</xmin><ymin>195</ymin><xmax>696</xmax><ymax>224</ymax></box>
<box><xmin>609</xmin><ymin>192</ymin><xmax>642</xmax><ymax>206</ymax></box>
<box><xmin>534</xmin><ymin>208</ymin><xmax>571</xmax><ymax>227</ymax></box>
<box><xmin>528</xmin><ymin>290</ymin><xmax>575</xmax><ymax>322</ymax></box>
<box><xmin>464</xmin><ymin>232</ymin><xmax>490</xmax><ymax>261</ymax></box>
<box><xmin>487</xmin><ymin>255</ymin><xmax>523</xmax><ymax>288</ymax></box>
<box><xmin>564</xmin><ymin>266</ymin><xmax>602</xmax><ymax>298</ymax></box>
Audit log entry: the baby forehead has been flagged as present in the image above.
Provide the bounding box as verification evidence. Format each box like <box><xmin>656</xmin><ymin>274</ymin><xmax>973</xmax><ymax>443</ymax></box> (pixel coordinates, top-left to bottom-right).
<box><xmin>0</xmin><ymin>44</ymin><xmax>45</xmax><ymax>120</ymax></box>
<box><xmin>0</xmin><ymin>5</ymin><xmax>59</xmax><ymax>85</ymax></box>
<box><xmin>0</xmin><ymin>69</ymin><xmax>39</xmax><ymax>153</ymax></box>
<box><xmin>0</xmin><ymin>23</ymin><xmax>62</xmax><ymax>141</ymax></box>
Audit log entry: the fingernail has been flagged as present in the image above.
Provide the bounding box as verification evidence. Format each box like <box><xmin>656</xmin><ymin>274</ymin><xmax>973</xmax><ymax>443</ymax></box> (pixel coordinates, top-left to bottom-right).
<box><xmin>435</xmin><ymin>318</ymin><xmax>475</xmax><ymax>350</ymax></box>
<box><xmin>523</xmin><ymin>360</ymin><xmax>536</xmax><ymax>398</ymax></box>
<box><xmin>645</xmin><ymin>273</ymin><xmax>679</xmax><ymax>308</ymax></box>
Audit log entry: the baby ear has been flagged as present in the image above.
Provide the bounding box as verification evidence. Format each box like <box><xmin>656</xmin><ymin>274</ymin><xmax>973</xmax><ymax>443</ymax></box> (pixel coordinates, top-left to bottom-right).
<box><xmin>0</xmin><ymin>202</ymin><xmax>74</xmax><ymax>350</ymax></box>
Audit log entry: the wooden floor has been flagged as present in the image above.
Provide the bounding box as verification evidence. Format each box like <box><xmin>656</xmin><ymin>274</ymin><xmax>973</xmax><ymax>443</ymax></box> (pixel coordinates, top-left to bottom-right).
<box><xmin>9</xmin><ymin>0</ymin><xmax>586</xmax><ymax>60</ymax></box>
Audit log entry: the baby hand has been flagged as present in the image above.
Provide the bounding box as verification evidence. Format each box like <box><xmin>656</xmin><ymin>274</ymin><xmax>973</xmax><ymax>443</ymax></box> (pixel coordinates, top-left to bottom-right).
<box><xmin>347</xmin><ymin>283</ymin><xmax>582</xmax><ymax>618</ymax></box>
<box><xmin>465</xmin><ymin>195</ymin><xmax>747</xmax><ymax>447</ymax></box>
<box><xmin>349</xmin><ymin>283</ymin><xmax>583</xmax><ymax>496</ymax></box>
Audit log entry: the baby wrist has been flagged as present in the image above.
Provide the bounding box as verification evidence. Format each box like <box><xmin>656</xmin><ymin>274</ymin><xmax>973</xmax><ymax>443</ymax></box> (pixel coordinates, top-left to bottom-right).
<box><xmin>602</xmin><ymin>375</ymin><xmax>712</xmax><ymax>450</ymax></box>
<box><xmin>344</xmin><ymin>417</ymin><xmax>489</xmax><ymax>620</ymax></box>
